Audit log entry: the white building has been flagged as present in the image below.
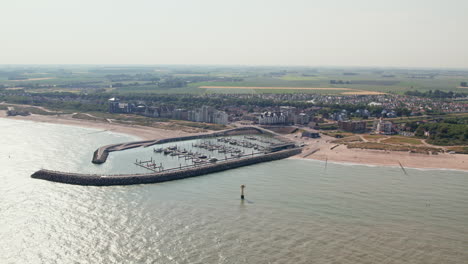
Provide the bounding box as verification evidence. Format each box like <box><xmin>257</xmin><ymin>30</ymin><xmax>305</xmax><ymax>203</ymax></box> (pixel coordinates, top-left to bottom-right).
<box><xmin>373</xmin><ymin>119</ymin><xmax>393</xmax><ymax>134</ymax></box>
<box><xmin>188</xmin><ymin>105</ymin><xmax>228</xmax><ymax>125</ymax></box>
<box><xmin>258</xmin><ymin>112</ymin><xmax>287</xmax><ymax>125</ymax></box>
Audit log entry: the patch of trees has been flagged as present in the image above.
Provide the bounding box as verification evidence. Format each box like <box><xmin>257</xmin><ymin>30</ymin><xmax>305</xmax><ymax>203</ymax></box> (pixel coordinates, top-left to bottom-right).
<box><xmin>402</xmin><ymin>121</ymin><xmax>421</xmax><ymax>132</ymax></box>
<box><xmin>394</xmin><ymin>107</ymin><xmax>411</xmax><ymax>117</ymax></box>
<box><xmin>415</xmin><ymin>118</ymin><xmax>468</xmax><ymax>145</ymax></box>
<box><xmin>157</xmin><ymin>78</ymin><xmax>187</xmax><ymax>89</ymax></box>
<box><xmin>8</xmin><ymin>76</ymin><xmax>28</xmax><ymax>80</ymax></box>
<box><xmin>330</xmin><ymin>80</ymin><xmax>351</xmax><ymax>85</ymax></box>
<box><xmin>316</xmin><ymin>103</ymin><xmax>385</xmax><ymax>117</ymax></box>
<box><xmin>262</xmin><ymin>71</ymin><xmax>288</xmax><ymax>77</ymax></box>
<box><xmin>331</xmin><ymin>79</ymin><xmax>399</xmax><ymax>85</ymax></box>
<box><xmin>105</xmin><ymin>74</ymin><xmax>161</xmax><ymax>82</ymax></box>
<box><xmin>405</xmin><ymin>90</ymin><xmax>467</xmax><ymax>98</ymax></box>
<box><xmin>107</xmin><ymin>74</ymin><xmax>243</xmax><ymax>87</ymax></box>
<box><xmin>182</xmin><ymin>76</ymin><xmax>243</xmax><ymax>82</ymax></box>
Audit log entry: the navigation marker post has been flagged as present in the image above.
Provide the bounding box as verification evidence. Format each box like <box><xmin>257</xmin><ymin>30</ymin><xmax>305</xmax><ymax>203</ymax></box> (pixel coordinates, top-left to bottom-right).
<box><xmin>241</xmin><ymin>185</ymin><xmax>246</xmax><ymax>200</ymax></box>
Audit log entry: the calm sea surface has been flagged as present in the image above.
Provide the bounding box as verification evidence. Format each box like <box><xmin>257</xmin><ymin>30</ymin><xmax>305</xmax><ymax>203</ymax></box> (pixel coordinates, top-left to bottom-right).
<box><xmin>1</xmin><ymin>119</ymin><xmax>467</xmax><ymax>264</ymax></box>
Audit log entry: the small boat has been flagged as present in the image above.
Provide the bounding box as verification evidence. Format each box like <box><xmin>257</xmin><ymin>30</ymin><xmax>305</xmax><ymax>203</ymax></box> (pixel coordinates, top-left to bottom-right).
<box><xmin>198</xmin><ymin>155</ymin><xmax>207</xmax><ymax>159</ymax></box>
<box><xmin>209</xmin><ymin>158</ymin><xmax>218</xmax><ymax>162</ymax></box>
<box><xmin>153</xmin><ymin>148</ymin><xmax>163</xmax><ymax>153</ymax></box>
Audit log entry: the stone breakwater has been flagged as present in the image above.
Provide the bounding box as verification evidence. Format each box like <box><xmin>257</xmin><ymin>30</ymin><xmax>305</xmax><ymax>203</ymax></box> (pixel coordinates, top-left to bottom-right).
<box><xmin>92</xmin><ymin>126</ymin><xmax>288</xmax><ymax>164</ymax></box>
<box><xmin>32</xmin><ymin>148</ymin><xmax>302</xmax><ymax>186</ymax></box>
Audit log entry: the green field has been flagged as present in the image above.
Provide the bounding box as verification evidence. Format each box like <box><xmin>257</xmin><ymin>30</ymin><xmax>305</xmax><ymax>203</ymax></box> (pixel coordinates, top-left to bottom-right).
<box><xmin>1</xmin><ymin>65</ymin><xmax>468</xmax><ymax>95</ymax></box>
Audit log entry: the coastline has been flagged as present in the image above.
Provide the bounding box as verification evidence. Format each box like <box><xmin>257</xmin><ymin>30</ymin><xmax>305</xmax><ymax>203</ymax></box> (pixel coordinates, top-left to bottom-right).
<box><xmin>1</xmin><ymin>110</ymin><xmax>467</xmax><ymax>172</ymax></box>
<box><xmin>0</xmin><ymin>110</ymin><xmax>193</xmax><ymax>140</ymax></box>
<box><xmin>290</xmin><ymin>152</ymin><xmax>468</xmax><ymax>172</ymax></box>
<box><xmin>293</xmin><ymin>157</ymin><xmax>468</xmax><ymax>173</ymax></box>
<box><xmin>284</xmin><ymin>132</ymin><xmax>468</xmax><ymax>172</ymax></box>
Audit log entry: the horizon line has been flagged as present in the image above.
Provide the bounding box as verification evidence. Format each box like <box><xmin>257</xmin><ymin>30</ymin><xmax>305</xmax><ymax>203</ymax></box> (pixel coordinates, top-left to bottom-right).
<box><xmin>0</xmin><ymin>63</ymin><xmax>468</xmax><ymax>71</ymax></box>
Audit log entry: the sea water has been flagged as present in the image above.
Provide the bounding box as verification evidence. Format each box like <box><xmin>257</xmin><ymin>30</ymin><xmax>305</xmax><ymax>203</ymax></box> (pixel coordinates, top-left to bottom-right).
<box><xmin>1</xmin><ymin>118</ymin><xmax>467</xmax><ymax>264</ymax></box>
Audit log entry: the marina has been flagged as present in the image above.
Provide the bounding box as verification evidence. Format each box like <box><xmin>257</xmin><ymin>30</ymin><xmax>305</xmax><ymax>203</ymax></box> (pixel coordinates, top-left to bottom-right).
<box><xmin>31</xmin><ymin>126</ymin><xmax>301</xmax><ymax>186</ymax></box>
<box><xmin>135</xmin><ymin>136</ymin><xmax>276</xmax><ymax>173</ymax></box>
<box><xmin>138</xmin><ymin>132</ymin><xmax>298</xmax><ymax>173</ymax></box>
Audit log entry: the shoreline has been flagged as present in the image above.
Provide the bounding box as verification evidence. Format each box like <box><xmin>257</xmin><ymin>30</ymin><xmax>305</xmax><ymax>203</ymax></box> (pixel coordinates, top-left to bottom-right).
<box><xmin>0</xmin><ymin>110</ymin><xmax>194</xmax><ymax>140</ymax></box>
<box><xmin>1</xmin><ymin>110</ymin><xmax>467</xmax><ymax>172</ymax></box>
<box><xmin>284</xmin><ymin>132</ymin><xmax>468</xmax><ymax>172</ymax></box>
<box><xmin>290</xmin><ymin>157</ymin><xmax>468</xmax><ymax>173</ymax></box>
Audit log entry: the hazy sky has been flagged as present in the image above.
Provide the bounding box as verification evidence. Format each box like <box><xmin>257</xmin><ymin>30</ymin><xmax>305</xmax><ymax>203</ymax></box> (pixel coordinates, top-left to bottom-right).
<box><xmin>2</xmin><ymin>0</ymin><xmax>468</xmax><ymax>68</ymax></box>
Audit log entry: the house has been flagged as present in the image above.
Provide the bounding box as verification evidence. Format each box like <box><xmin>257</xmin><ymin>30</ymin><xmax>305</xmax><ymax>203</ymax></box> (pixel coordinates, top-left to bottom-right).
<box><xmin>258</xmin><ymin>112</ymin><xmax>287</xmax><ymax>125</ymax></box>
<box><xmin>294</xmin><ymin>113</ymin><xmax>310</xmax><ymax>125</ymax></box>
<box><xmin>373</xmin><ymin>119</ymin><xmax>394</xmax><ymax>135</ymax></box>
<box><xmin>338</xmin><ymin>121</ymin><xmax>367</xmax><ymax>133</ymax></box>
<box><xmin>108</xmin><ymin>98</ymin><xmax>134</xmax><ymax>113</ymax></box>
<box><xmin>188</xmin><ymin>105</ymin><xmax>228</xmax><ymax>125</ymax></box>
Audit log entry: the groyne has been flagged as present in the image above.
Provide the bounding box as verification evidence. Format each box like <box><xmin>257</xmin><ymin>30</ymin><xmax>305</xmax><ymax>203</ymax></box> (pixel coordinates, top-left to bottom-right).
<box><xmin>92</xmin><ymin>126</ymin><xmax>290</xmax><ymax>164</ymax></box>
<box><xmin>32</xmin><ymin>148</ymin><xmax>302</xmax><ymax>186</ymax></box>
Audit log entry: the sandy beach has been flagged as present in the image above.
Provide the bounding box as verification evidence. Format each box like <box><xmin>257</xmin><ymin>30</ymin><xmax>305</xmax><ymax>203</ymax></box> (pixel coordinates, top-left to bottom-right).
<box><xmin>291</xmin><ymin>134</ymin><xmax>468</xmax><ymax>171</ymax></box>
<box><xmin>0</xmin><ymin>110</ymin><xmax>192</xmax><ymax>140</ymax></box>
<box><xmin>1</xmin><ymin>110</ymin><xmax>467</xmax><ymax>171</ymax></box>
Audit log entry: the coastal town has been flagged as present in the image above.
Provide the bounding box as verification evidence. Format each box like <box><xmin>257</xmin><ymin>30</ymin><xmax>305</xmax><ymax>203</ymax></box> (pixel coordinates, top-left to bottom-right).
<box><xmin>3</xmin><ymin>0</ymin><xmax>468</xmax><ymax>262</ymax></box>
<box><xmin>2</xmin><ymin>88</ymin><xmax>467</xmax><ymax>171</ymax></box>
<box><xmin>1</xmin><ymin>65</ymin><xmax>467</xmax><ymax>170</ymax></box>
<box><xmin>3</xmin><ymin>91</ymin><xmax>467</xmax><ymax>129</ymax></box>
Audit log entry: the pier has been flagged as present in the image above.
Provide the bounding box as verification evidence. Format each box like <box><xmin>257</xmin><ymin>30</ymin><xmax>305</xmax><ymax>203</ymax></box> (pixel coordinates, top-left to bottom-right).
<box><xmin>31</xmin><ymin>126</ymin><xmax>302</xmax><ymax>186</ymax></box>
<box><xmin>91</xmin><ymin>126</ymin><xmax>288</xmax><ymax>164</ymax></box>
<box><xmin>32</xmin><ymin>148</ymin><xmax>302</xmax><ymax>186</ymax></box>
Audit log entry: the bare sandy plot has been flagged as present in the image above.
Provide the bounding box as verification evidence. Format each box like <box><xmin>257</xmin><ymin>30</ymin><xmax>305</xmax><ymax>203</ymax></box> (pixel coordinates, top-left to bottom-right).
<box><xmin>11</xmin><ymin>77</ymin><xmax>56</xmax><ymax>81</ymax></box>
<box><xmin>199</xmin><ymin>86</ymin><xmax>354</xmax><ymax>90</ymax></box>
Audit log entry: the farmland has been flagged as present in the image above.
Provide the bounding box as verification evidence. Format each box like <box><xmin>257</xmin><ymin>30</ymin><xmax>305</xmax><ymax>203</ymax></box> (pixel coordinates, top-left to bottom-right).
<box><xmin>1</xmin><ymin>65</ymin><xmax>467</xmax><ymax>95</ymax></box>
